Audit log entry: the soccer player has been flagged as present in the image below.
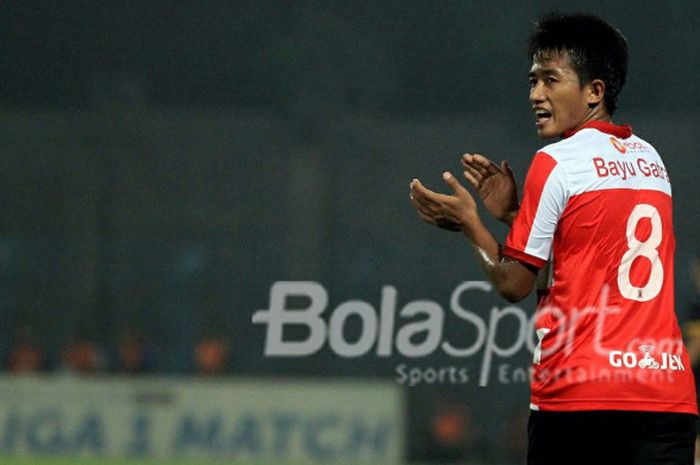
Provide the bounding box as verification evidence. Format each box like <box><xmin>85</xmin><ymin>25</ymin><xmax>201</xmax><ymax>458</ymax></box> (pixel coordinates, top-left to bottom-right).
<box><xmin>410</xmin><ymin>12</ymin><xmax>698</xmax><ymax>465</ymax></box>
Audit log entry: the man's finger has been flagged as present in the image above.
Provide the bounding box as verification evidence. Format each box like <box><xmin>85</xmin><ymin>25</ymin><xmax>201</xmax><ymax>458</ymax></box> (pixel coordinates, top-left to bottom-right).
<box><xmin>410</xmin><ymin>178</ymin><xmax>432</xmax><ymax>196</ymax></box>
<box><xmin>476</xmin><ymin>159</ymin><xmax>499</xmax><ymax>177</ymax></box>
<box><xmin>471</xmin><ymin>153</ymin><xmax>496</xmax><ymax>167</ymax></box>
<box><xmin>412</xmin><ymin>178</ymin><xmax>452</xmax><ymax>205</ymax></box>
<box><xmin>442</xmin><ymin>171</ymin><xmax>466</xmax><ymax>195</ymax></box>
<box><xmin>485</xmin><ymin>160</ymin><xmax>502</xmax><ymax>175</ymax></box>
<box><xmin>410</xmin><ymin>196</ymin><xmax>440</xmax><ymax>225</ymax></box>
<box><xmin>415</xmin><ymin>205</ymin><xmax>459</xmax><ymax>231</ymax></box>
<box><xmin>461</xmin><ymin>159</ymin><xmax>485</xmax><ymax>182</ymax></box>
<box><xmin>410</xmin><ymin>182</ymin><xmax>442</xmax><ymax>213</ymax></box>
<box><xmin>410</xmin><ymin>179</ymin><xmax>436</xmax><ymax>204</ymax></box>
<box><xmin>464</xmin><ymin>156</ymin><xmax>493</xmax><ymax>178</ymax></box>
<box><xmin>471</xmin><ymin>154</ymin><xmax>503</xmax><ymax>176</ymax></box>
<box><xmin>501</xmin><ymin>160</ymin><xmax>515</xmax><ymax>178</ymax></box>
<box><xmin>463</xmin><ymin>169</ymin><xmax>480</xmax><ymax>188</ymax></box>
<box><xmin>411</xmin><ymin>191</ymin><xmax>436</xmax><ymax>213</ymax></box>
<box><xmin>462</xmin><ymin>163</ymin><xmax>484</xmax><ymax>183</ymax></box>
<box><xmin>416</xmin><ymin>208</ymin><xmax>438</xmax><ymax>226</ymax></box>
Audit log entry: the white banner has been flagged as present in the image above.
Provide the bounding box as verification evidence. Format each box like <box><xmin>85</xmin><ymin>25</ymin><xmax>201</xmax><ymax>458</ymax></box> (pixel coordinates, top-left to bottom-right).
<box><xmin>0</xmin><ymin>376</ymin><xmax>403</xmax><ymax>463</ymax></box>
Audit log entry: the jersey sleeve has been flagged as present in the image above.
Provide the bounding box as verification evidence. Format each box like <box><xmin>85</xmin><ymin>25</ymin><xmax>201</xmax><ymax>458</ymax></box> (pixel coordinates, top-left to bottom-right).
<box><xmin>503</xmin><ymin>151</ymin><xmax>568</xmax><ymax>269</ymax></box>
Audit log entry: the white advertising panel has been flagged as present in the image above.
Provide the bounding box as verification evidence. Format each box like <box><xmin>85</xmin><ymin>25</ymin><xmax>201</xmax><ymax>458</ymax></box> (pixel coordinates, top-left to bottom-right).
<box><xmin>0</xmin><ymin>377</ymin><xmax>403</xmax><ymax>464</ymax></box>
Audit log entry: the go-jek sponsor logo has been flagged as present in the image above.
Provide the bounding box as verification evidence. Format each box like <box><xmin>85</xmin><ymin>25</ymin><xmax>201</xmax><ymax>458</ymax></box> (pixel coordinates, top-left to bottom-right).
<box><xmin>609</xmin><ymin>344</ymin><xmax>685</xmax><ymax>371</ymax></box>
<box><xmin>253</xmin><ymin>281</ymin><xmax>539</xmax><ymax>386</ymax></box>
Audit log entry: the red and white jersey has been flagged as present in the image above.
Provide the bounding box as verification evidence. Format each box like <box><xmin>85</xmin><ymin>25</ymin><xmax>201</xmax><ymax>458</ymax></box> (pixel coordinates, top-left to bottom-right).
<box><xmin>504</xmin><ymin>121</ymin><xmax>697</xmax><ymax>414</ymax></box>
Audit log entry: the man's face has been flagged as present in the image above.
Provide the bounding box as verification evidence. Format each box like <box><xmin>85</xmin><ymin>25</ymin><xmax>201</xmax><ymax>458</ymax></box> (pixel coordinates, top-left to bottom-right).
<box><xmin>529</xmin><ymin>52</ymin><xmax>592</xmax><ymax>139</ymax></box>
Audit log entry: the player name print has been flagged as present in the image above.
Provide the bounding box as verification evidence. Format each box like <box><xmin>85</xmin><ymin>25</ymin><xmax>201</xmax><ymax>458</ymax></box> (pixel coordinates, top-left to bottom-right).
<box><xmin>592</xmin><ymin>156</ymin><xmax>670</xmax><ymax>183</ymax></box>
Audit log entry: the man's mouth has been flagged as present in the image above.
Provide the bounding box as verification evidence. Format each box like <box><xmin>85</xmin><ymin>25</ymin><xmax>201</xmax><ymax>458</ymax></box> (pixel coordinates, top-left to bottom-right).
<box><xmin>535</xmin><ymin>109</ymin><xmax>552</xmax><ymax>125</ymax></box>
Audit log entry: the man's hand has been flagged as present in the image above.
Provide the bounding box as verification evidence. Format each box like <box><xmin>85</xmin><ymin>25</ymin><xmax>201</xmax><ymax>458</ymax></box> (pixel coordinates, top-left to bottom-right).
<box><xmin>461</xmin><ymin>154</ymin><xmax>519</xmax><ymax>226</ymax></box>
<box><xmin>409</xmin><ymin>172</ymin><xmax>479</xmax><ymax>232</ymax></box>
<box><xmin>410</xmin><ymin>169</ymin><xmax>535</xmax><ymax>302</ymax></box>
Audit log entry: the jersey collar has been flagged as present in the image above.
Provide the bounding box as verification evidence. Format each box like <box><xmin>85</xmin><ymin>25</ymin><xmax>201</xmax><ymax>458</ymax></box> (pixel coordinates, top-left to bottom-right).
<box><xmin>563</xmin><ymin>120</ymin><xmax>632</xmax><ymax>139</ymax></box>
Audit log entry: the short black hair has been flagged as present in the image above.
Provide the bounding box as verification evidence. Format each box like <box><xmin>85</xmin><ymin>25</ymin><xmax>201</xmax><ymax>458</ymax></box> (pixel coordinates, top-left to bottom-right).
<box><xmin>528</xmin><ymin>12</ymin><xmax>628</xmax><ymax>115</ymax></box>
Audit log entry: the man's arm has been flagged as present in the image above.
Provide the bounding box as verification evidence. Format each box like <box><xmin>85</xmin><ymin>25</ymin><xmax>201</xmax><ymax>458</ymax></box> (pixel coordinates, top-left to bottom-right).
<box><xmin>410</xmin><ymin>172</ymin><xmax>536</xmax><ymax>302</ymax></box>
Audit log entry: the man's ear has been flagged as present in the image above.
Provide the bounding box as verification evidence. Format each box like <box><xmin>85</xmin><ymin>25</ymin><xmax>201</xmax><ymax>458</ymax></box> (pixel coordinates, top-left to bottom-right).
<box><xmin>587</xmin><ymin>79</ymin><xmax>606</xmax><ymax>108</ymax></box>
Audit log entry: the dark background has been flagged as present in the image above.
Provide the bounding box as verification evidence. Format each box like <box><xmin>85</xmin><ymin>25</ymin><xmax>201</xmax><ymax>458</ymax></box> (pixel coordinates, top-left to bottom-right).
<box><xmin>1</xmin><ymin>1</ymin><xmax>698</xmax><ymax>462</ymax></box>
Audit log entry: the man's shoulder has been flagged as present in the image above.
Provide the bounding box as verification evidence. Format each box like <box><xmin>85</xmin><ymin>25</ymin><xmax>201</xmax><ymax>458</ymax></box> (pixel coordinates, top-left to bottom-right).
<box><xmin>536</xmin><ymin>135</ymin><xmax>581</xmax><ymax>159</ymax></box>
<box><xmin>530</xmin><ymin>128</ymin><xmax>671</xmax><ymax>196</ymax></box>
<box><xmin>537</xmin><ymin>128</ymin><xmax>660</xmax><ymax>163</ymax></box>
<box><xmin>619</xmin><ymin>133</ymin><xmax>660</xmax><ymax>157</ymax></box>
<box><xmin>533</xmin><ymin>132</ymin><xmax>593</xmax><ymax>169</ymax></box>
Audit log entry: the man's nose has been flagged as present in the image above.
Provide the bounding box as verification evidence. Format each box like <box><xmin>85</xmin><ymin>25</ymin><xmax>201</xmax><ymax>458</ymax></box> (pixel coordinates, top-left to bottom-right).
<box><xmin>530</xmin><ymin>82</ymin><xmax>545</xmax><ymax>104</ymax></box>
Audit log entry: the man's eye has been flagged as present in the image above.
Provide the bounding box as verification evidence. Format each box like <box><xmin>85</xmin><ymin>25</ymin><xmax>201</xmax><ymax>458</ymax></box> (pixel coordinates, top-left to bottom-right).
<box><xmin>545</xmin><ymin>78</ymin><xmax>557</xmax><ymax>84</ymax></box>
<box><xmin>529</xmin><ymin>79</ymin><xmax>537</xmax><ymax>87</ymax></box>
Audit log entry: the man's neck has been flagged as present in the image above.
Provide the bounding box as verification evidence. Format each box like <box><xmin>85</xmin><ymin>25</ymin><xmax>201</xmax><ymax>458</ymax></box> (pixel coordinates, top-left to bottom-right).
<box><xmin>577</xmin><ymin>105</ymin><xmax>611</xmax><ymax>129</ymax></box>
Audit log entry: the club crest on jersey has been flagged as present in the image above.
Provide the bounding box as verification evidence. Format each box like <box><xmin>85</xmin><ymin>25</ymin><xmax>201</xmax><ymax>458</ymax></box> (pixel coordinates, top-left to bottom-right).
<box><xmin>608</xmin><ymin>345</ymin><xmax>685</xmax><ymax>371</ymax></box>
<box><xmin>610</xmin><ymin>137</ymin><xmax>627</xmax><ymax>154</ymax></box>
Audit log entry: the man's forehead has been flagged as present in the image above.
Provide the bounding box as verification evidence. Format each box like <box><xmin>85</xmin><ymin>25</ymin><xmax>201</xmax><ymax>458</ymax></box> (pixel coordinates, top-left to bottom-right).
<box><xmin>529</xmin><ymin>51</ymin><xmax>575</xmax><ymax>75</ymax></box>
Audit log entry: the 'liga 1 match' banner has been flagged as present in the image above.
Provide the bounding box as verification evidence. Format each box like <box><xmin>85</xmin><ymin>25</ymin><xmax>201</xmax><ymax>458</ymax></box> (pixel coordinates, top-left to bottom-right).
<box><xmin>0</xmin><ymin>376</ymin><xmax>403</xmax><ymax>463</ymax></box>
